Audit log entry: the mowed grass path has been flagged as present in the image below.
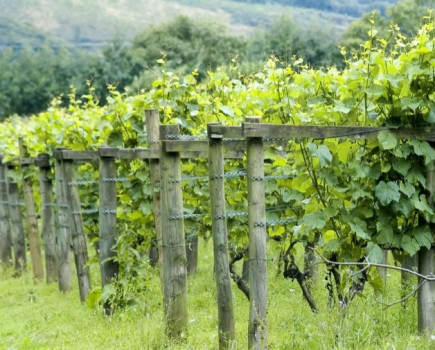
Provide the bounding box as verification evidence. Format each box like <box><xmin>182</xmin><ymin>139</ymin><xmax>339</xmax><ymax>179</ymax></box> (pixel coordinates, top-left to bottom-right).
<box><xmin>0</xmin><ymin>240</ymin><xmax>432</xmax><ymax>349</ymax></box>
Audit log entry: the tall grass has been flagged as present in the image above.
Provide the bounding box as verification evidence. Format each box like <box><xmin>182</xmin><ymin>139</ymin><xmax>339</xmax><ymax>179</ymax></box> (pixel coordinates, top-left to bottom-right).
<box><xmin>0</xmin><ymin>240</ymin><xmax>432</xmax><ymax>349</ymax></box>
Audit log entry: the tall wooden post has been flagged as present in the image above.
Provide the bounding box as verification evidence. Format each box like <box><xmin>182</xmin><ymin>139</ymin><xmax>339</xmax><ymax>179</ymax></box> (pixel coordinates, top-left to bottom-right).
<box><xmin>208</xmin><ymin>123</ymin><xmax>235</xmax><ymax>349</ymax></box>
<box><xmin>54</xmin><ymin>151</ymin><xmax>72</xmax><ymax>292</ymax></box>
<box><xmin>99</xmin><ymin>149</ymin><xmax>119</xmax><ymax>314</ymax></box>
<box><xmin>19</xmin><ymin>138</ymin><xmax>44</xmax><ymax>281</ymax></box>
<box><xmin>146</xmin><ymin>109</ymin><xmax>163</xmax><ymax>282</ymax></box>
<box><xmin>245</xmin><ymin>117</ymin><xmax>268</xmax><ymax>349</ymax></box>
<box><xmin>418</xmin><ymin>162</ymin><xmax>435</xmax><ymax>332</ymax></box>
<box><xmin>0</xmin><ymin>155</ymin><xmax>12</xmax><ymax>266</ymax></box>
<box><xmin>36</xmin><ymin>154</ymin><xmax>58</xmax><ymax>283</ymax></box>
<box><xmin>401</xmin><ymin>253</ymin><xmax>417</xmax><ymax>301</ymax></box>
<box><xmin>58</xmin><ymin>151</ymin><xmax>91</xmax><ymax>302</ymax></box>
<box><xmin>160</xmin><ymin>124</ymin><xmax>188</xmax><ymax>338</ymax></box>
<box><xmin>7</xmin><ymin>163</ymin><xmax>26</xmax><ymax>272</ymax></box>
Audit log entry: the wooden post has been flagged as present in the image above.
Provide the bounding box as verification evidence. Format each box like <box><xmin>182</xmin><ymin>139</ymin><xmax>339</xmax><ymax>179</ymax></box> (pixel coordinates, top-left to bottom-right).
<box><xmin>59</xmin><ymin>153</ymin><xmax>91</xmax><ymax>302</ymax></box>
<box><xmin>19</xmin><ymin>138</ymin><xmax>44</xmax><ymax>281</ymax></box>
<box><xmin>401</xmin><ymin>253</ymin><xmax>417</xmax><ymax>301</ymax></box>
<box><xmin>146</xmin><ymin>109</ymin><xmax>163</xmax><ymax>282</ymax></box>
<box><xmin>6</xmin><ymin>164</ymin><xmax>26</xmax><ymax>272</ymax></box>
<box><xmin>36</xmin><ymin>154</ymin><xmax>58</xmax><ymax>283</ymax></box>
<box><xmin>160</xmin><ymin>124</ymin><xmax>188</xmax><ymax>338</ymax></box>
<box><xmin>208</xmin><ymin>123</ymin><xmax>235</xmax><ymax>349</ymax></box>
<box><xmin>185</xmin><ymin>230</ymin><xmax>198</xmax><ymax>276</ymax></box>
<box><xmin>418</xmin><ymin>248</ymin><xmax>435</xmax><ymax>332</ymax></box>
<box><xmin>418</xmin><ymin>163</ymin><xmax>435</xmax><ymax>332</ymax></box>
<box><xmin>99</xmin><ymin>149</ymin><xmax>119</xmax><ymax>314</ymax></box>
<box><xmin>0</xmin><ymin>155</ymin><xmax>12</xmax><ymax>266</ymax></box>
<box><xmin>54</xmin><ymin>152</ymin><xmax>72</xmax><ymax>292</ymax></box>
<box><xmin>245</xmin><ymin>117</ymin><xmax>268</xmax><ymax>349</ymax></box>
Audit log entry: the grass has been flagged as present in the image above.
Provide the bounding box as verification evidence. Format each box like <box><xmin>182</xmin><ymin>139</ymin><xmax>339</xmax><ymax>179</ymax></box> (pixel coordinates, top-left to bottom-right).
<box><xmin>0</xmin><ymin>240</ymin><xmax>434</xmax><ymax>349</ymax></box>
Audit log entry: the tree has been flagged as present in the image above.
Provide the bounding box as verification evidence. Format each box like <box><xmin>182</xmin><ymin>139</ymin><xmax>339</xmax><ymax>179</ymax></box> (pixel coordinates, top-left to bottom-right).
<box><xmin>131</xmin><ymin>16</ymin><xmax>246</xmax><ymax>82</ymax></box>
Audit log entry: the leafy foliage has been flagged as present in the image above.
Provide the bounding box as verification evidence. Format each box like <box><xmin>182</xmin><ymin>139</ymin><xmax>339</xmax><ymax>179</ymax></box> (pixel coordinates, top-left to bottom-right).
<box><xmin>0</xmin><ymin>17</ymin><xmax>434</xmax><ymax>308</ymax></box>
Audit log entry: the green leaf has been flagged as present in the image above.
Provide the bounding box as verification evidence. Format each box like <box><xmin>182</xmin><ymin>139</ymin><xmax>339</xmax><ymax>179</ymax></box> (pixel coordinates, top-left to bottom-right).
<box><xmin>412</xmin><ymin>226</ymin><xmax>432</xmax><ymax>249</ymax></box>
<box><xmin>401</xmin><ymin>97</ymin><xmax>422</xmax><ymax>112</ymax></box>
<box><xmin>307</xmin><ymin>143</ymin><xmax>332</xmax><ymax>167</ymax></box>
<box><xmin>302</xmin><ymin>211</ymin><xmax>327</xmax><ymax>231</ymax></box>
<box><xmin>392</xmin><ymin>158</ymin><xmax>411</xmax><ymax>176</ymax></box>
<box><xmin>376</xmin><ymin>221</ymin><xmax>393</xmax><ymax>244</ymax></box>
<box><xmin>399</xmin><ymin>182</ymin><xmax>415</xmax><ymax>198</ymax></box>
<box><xmin>424</xmin><ymin>109</ymin><xmax>435</xmax><ymax>124</ymax></box>
<box><xmin>366</xmin><ymin>242</ymin><xmax>384</xmax><ymax>264</ymax></box>
<box><xmin>409</xmin><ymin>140</ymin><xmax>435</xmax><ymax>165</ymax></box>
<box><xmin>107</xmin><ymin>130</ymin><xmax>123</xmax><ymax>147</ymax></box>
<box><xmin>407</xmin><ymin>166</ymin><xmax>427</xmax><ymax>187</ymax></box>
<box><xmin>325</xmin><ymin>239</ymin><xmax>340</xmax><ymax>253</ymax></box>
<box><xmin>375</xmin><ymin>181</ymin><xmax>400</xmax><ymax>206</ymax></box>
<box><xmin>378</xmin><ymin>131</ymin><xmax>397</xmax><ymax>150</ymax></box>
<box><xmin>392</xmin><ymin>198</ymin><xmax>414</xmax><ymax>218</ymax></box>
<box><xmin>333</xmin><ymin>101</ymin><xmax>351</xmax><ymax>114</ymax></box>
<box><xmin>401</xmin><ymin>235</ymin><xmax>420</xmax><ymax>256</ymax></box>
<box><xmin>220</xmin><ymin>106</ymin><xmax>235</xmax><ymax>118</ymax></box>
<box><xmin>411</xmin><ymin>194</ymin><xmax>434</xmax><ymax>215</ymax></box>
<box><xmin>348</xmin><ymin>217</ymin><xmax>369</xmax><ymax>240</ymax></box>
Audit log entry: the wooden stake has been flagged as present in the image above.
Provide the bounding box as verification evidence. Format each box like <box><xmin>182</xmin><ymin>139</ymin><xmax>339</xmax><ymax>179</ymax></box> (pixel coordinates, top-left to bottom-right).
<box><xmin>146</xmin><ymin>109</ymin><xmax>164</xmax><ymax>284</ymax></box>
<box><xmin>246</xmin><ymin>117</ymin><xmax>268</xmax><ymax>350</ymax></box>
<box><xmin>54</xmin><ymin>152</ymin><xmax>72</xmax><ymax>292</ymax></box>
<box><xmin>160</xmin><ymin>124</ymin><xmax>188</xmax><ymax>338</ymax></box>
<box><xmin>61</xmin><ymin>156</ymin><xmax>91</xmax><ymax>302</ymax></box>
<box><xmin>208</xmin><ymin>123</ymin><xmax>235</xmax><ymax>349</ymax></box>
<box><xmin>19</xmin><ymin>138</ymin><xmax>44</xmax><ymax>281</ymax></box>
<box><xmin>36</xmin><ymin>154</ymin><xmax>58</xmax><ymax>283</ymax></box>
<box><xmin>418</xmin><ymin>161</ymin><xmax>435</xmax><ymax>332</ymax></box>
<box><xmin>99</xmin><ymin>150</ymin><xmax>119</xmax><ymax>314</ymax></box>
<box><xmin>6</xmin><ymin>164</ymin><xmax>26</xmax><ymax>272</ymax></box>
<box><xmin>0</xmin><ymin>155</ymin><xmax>12</xmax><ymax>266</ymax></box>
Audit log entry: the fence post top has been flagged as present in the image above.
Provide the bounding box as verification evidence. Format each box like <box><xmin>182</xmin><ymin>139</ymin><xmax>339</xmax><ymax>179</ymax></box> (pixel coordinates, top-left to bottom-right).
<box><xmin>207</xmin><ymin>122</ymin><xmax>223</xmax><ymax>139</ymax></box>
<box><xmin>244</xmin><ymin>117</ymin><xmax>261</xmax><ymax>123</ymax></box>
<box><xmin>160</xmin><ymin>124</ymin><xmax>180</xmax><ymax>139</ymax></box>
<box><xmin>35</xmin><ymin>153</ymin><xmax>50</xmax><ymax>168</ymax></box>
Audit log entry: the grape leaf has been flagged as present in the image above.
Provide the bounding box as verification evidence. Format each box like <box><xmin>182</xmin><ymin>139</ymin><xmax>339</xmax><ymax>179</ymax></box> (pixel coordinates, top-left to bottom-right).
<box><xmin>375</xmin><ymin>181</ymin><xmax>400</xmax><ymax>206</ymax></box>
<box><xmin>302</xmin><ymin>211</ymin><xmax>327</xmax><ymax>231</ymax></box>
<box><xmin>401</xmin><ymin>235</ymin><xmax>420</xmax><ymax>256</ymax></box>
<box><xmin>366</xmin><ymin>242</ymin><xmax>384</xmax><ymax>264</ymax></box>
<box><xmin>307</xmin><ymin>143</ymin><xmax>333</xmax><ymax>167</ymax></box>
<box><xmin>378</xmin><ymin>131</ymin><xmax>397</xmax><ymax>150</ymax></box>
<box><xmin>412</xmin><ymin>226</ymin><xmax>432</xmax><ymax>249</ymax></box>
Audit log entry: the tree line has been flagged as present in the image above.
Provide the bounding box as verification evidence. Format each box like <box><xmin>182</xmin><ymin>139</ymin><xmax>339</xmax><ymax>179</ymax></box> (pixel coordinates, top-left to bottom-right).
<box><xmin>0</xmin><ymin>0</ymin><xmax>431</xmax><ymax>119</ymax></box>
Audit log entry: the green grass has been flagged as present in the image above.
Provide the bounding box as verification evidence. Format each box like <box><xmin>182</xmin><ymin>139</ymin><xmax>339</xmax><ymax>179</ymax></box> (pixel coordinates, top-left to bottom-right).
<box><xmin>0</xmin><ymin>240</ymin><xmax>433</xmax><ymax>349</ymax></box>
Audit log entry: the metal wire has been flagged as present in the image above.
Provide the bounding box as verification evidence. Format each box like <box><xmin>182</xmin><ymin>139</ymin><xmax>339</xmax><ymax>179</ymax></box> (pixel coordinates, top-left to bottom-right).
<box><xmin>211</xmin><ymin>170</ymin><xmax>247</xmax><ymax>180</ymax></box>
<box><xmin>72</xmin><ymin>209</ymin><xmax>99</xmax><ymax>215</ymax></box>
<box><xmin>68</xmin><ymin>180</ymin><xmax>98</xmax><ymax>186</ymax></box>
<box><xmin>165</xmin><ymin>134</ymin><xmax>207</xmax><ymax>141</ymax></box>
<box><xmin>215</xmin><ymin>211</ymin><xmax>248</xmax><ymax>219</ymax></box>
<box><xmin>103</xmin><ymin>177</ymin><xmax>129</xmax><ymax>183</ymax></box>
<box><xmin>169</xmin><ymin>213</ymin><xmax>208</xmax><ymax>220</ymax></box>
<box><xmin>267</xmin><ymin>217</ymin><xmax>294</xmax><ymax>227</ymax></box>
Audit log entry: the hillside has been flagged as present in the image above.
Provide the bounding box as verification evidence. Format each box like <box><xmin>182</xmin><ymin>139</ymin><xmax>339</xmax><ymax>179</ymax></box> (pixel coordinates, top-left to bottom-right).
<box><xmin>0</xmin><ymin>0</ymin><xmax>401</xmax><ymax>50</ymax></box>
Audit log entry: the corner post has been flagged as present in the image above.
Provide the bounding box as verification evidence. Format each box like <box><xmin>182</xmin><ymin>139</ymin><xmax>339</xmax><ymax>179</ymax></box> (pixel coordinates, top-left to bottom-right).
<box><xmin>245</xmin><ymin>117</ymin><xmax>268</xmax><ymax>349</ymax></box>
<box><xmin>36</xmin><ymin>153</ymin><xmax>58</xmax><ymax>283</ymax></box>
<box><xmin>208</xmin><ymin>123</ymin><xmax>235</xmax><ymax>349</ymax></box>
<box><xmin>160</xmin><ymin>123</ymin><xmax>188</xmax><ymax>338</ymax></box>
<box><xmin>98</xmin><ymin>148</ymin><xmax>119</xmax><ymax>314</ymax></box>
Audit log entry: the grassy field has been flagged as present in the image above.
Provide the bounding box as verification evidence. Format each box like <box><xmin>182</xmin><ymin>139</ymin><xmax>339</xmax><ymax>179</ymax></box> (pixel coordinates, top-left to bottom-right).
<box><xmin>0</xmin><ymin>239</ymin><xmax>433</xmax><ymax>349</ymax></box>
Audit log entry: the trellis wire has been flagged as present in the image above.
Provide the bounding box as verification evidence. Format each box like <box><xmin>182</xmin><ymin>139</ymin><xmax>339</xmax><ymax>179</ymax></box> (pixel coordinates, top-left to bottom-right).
<box><xmin>165</xmin><ymin>134</ymin><xmax>207</xmax><ymax>141</ymax></box>
<box><xmin>68</xmin><ymin>179</ymin><xmax>98</xmax><ymax>186</ymax></box>
<box><xmin>103</xmin><ymin>177</ymin><xmax>129</xmax><ymax>183</ymax></box>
